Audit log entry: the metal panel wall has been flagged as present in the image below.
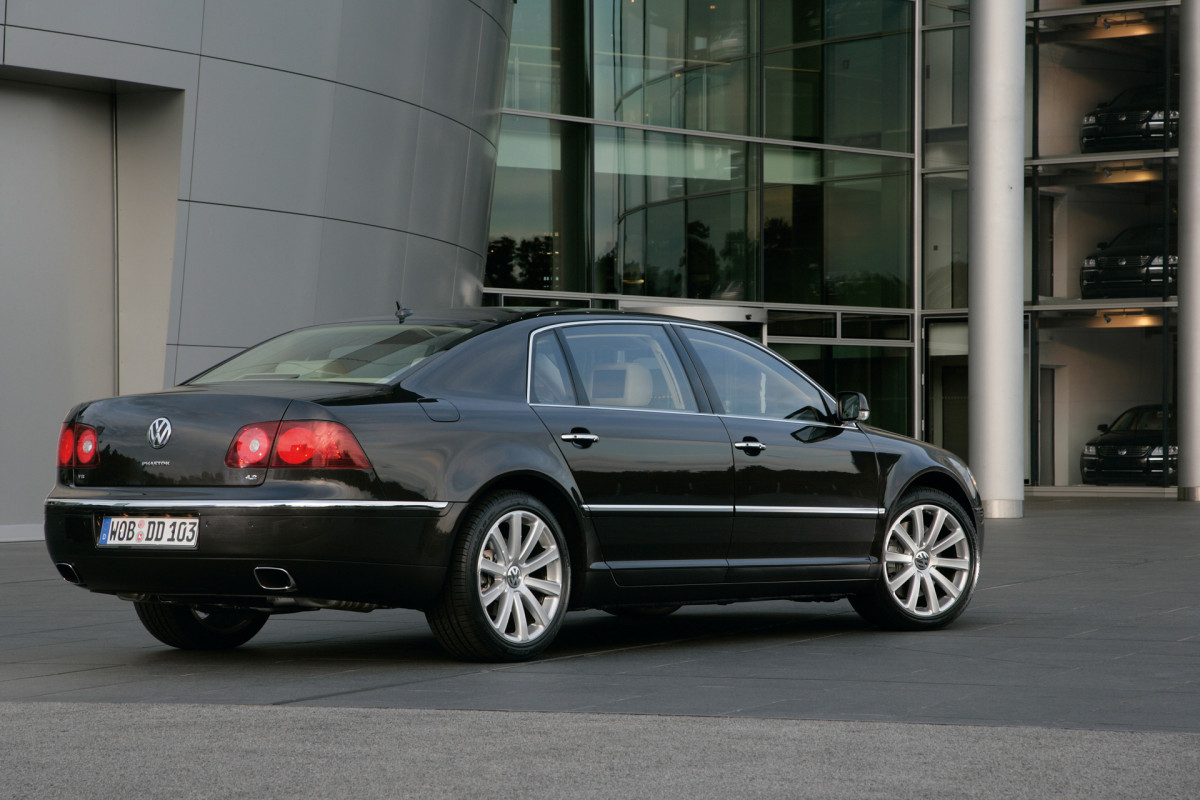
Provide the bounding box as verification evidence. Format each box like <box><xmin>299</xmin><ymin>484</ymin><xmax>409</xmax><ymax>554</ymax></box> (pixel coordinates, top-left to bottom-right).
<box><xmin>0</xmin><ymin>1</ymin><xmax>513</xmax><ymax>534</ymax></box>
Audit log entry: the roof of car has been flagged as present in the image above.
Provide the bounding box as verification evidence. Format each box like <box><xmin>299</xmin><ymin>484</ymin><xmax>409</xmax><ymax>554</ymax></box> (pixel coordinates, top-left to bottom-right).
<box><xmin>326</xmin><ymin>307</ymin><xmax>687</xmax><ymax>329</ymax></box>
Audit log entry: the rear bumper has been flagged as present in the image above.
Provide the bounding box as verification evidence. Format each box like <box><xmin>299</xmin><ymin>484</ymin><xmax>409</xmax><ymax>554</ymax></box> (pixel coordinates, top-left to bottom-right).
<box><xmin>44</xmin><ymin>496</ymin><xmax>464</xmax><ymax>610</ymax></box>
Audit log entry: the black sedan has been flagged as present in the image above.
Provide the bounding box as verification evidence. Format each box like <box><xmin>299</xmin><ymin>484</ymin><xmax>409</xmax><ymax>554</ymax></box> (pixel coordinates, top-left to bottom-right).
<box><xmin>1081</xmin><ymin>404</ymin><xmax>1177</xmax><ymax>485</ymax></box>
<box><xmin>1079</xmin><ymin>223</ymin><xmax>1177</xmax><ymax>300</ymax></box>
<box><xmin>45</xmin><ymin>308</ymin><xmax>983</xmax><ymax>661</ymax></box>
<box><xmin>1080</xmin><ymin>84</ymin><xmax>1179</xmax><ymax>153</ymax></box>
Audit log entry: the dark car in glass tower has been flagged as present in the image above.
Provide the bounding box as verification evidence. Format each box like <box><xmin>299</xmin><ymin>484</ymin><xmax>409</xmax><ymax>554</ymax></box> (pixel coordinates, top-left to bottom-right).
<box><xmin>1079</xmin><ymin>223</ymin><xmax>1177</xmax><ymax>300</ymax></box>
<box><xmin>1080</xmin><ymin>84</ymin><xmax>1179</xmax><ymax>153</ymax></box>
<box><xmin>45</xmin><ymin>308</ymin><xmax>983</xmax><ymax>661</ymax></box>
<box><xmin>1081</xmin><ymin>405</ymin><xmax>1177</xmax><ymax>485</ymax></box>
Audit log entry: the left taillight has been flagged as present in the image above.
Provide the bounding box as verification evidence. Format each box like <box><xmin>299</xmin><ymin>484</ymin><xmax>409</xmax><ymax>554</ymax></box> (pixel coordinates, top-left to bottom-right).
<box><xmin>225</xmin><ymin>421</ymin><xmax>371</xmax><ymax>470</ymax></box>
<box><xmin>58</xmin><ymin>423</ymin><xmax>99</xmax><ymax>468</ymax></box>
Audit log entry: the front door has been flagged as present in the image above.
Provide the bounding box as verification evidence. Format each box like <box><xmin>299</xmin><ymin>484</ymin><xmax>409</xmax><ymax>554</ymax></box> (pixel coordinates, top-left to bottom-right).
<box><xmin>675</xmin><ymin>325</ymin><xmax>881</xmax><ymax>584</ymax></box>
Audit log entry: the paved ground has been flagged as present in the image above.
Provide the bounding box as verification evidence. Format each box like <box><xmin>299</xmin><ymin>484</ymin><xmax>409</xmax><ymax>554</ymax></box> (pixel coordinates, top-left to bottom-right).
<box><xmin>2</xmin><ymin>497</ymin><xmax>1198</xmax><ymax>798</ymax></box>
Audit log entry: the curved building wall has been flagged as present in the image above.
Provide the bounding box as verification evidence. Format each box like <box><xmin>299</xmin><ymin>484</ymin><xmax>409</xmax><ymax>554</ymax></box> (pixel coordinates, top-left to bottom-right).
<box><xmin>0</xmin><ymin>0</ymin><xmax>511</xmax><ymax>381</ymax></box>
<box><xmin>0</xmin><ymin>0</ymin><xmax>511</xmax><ymax>535</ymax></box>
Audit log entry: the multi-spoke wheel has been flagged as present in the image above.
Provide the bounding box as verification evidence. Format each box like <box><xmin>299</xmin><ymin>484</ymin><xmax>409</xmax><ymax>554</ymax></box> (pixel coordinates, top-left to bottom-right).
<box><xmin>850</xmin><ymin>488</ymin><xmax>979</xmax><ymax>630</ymax></box>
<box><xmin>134</xmin><ymin>601</ymin><xmax>268</xmax><ymax>650</ymax></box>
<box><xmin>427</xmin><ymin>491</ymin><xmax>570</xmax><ymax>661</ymax></box>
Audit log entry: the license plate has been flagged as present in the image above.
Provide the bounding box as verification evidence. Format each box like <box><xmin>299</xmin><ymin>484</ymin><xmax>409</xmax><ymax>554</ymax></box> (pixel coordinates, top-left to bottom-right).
<box><xmin>99</xmin><ymin>517</ymin><xmax>199</xmax><ymax>548</ymax></box>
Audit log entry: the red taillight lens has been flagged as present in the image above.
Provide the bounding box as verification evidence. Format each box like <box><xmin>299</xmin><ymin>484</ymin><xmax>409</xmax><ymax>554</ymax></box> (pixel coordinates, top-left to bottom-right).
<box><xmin>226</xmin><ymin>425</ymin><xmax>274</xmax><ymax>468</ymax></box>
<box><xmin>58</xmin><ymin>426</ymin><xmax>75</xmax><ymax>467</ymax></box>
<box><xmin>225</xmin><ymin>421</ymin><xmax>371</xmax><ymax>470</ymax></box>
<box><xmin>58</xmin><ymin>423</ymin><xmax>99</xmax><ymax>468</ymax></box>
<box><xmin>270</xmin><ymin>421</ymin><xmax>371</xmax><ymax>469</ymax></box>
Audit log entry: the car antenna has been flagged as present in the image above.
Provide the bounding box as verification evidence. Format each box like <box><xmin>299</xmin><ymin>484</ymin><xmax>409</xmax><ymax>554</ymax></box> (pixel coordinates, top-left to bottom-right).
<box><xmin>395</xmin><ymin>302</ymin><xmax>413</xmax><ymax>324</ymax></box>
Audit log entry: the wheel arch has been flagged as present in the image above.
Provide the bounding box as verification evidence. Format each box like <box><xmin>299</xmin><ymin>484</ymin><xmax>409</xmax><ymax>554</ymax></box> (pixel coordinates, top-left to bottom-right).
<box><xmin>893</xmin><ymin>469</ymin><xmax>977</xmax><ymax>527</ymax></box>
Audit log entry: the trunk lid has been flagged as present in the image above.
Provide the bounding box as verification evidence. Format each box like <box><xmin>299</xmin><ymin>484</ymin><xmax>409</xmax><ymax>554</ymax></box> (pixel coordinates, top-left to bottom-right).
<box><xmin>69</xmin><ymin>382</ymin><xmax>386</xmax><ymax>488</ymax></box>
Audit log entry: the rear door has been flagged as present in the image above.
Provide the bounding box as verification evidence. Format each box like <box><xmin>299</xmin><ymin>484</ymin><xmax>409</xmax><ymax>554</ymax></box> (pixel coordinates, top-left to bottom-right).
<box><xmin>529</xmin><ymin>322</ymin><xmax>733</xmax><ymax>586</ymax></box>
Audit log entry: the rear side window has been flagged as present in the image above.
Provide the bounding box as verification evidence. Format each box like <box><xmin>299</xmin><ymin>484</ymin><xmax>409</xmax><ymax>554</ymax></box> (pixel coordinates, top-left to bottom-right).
<box><xmin>535</xmin><ymin>324</ymin><xmax>698</xmax><ymax>412</ymax></box>
<box><xmin>529</xmin><ymin>333</ymin><xmax>576</xmax><ymax>405</ymax></box>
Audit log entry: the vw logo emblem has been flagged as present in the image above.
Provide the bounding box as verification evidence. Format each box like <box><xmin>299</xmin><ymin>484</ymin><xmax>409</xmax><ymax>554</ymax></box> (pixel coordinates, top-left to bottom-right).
<box><xmin>147</xmin><ymin>417</ymin><xmax>173</xmax><ymax>449</ymax></box>
<box><xmin>505</xmin><ymin>565</ymin><xmax>522</xmax><ymax>589</ymax></box>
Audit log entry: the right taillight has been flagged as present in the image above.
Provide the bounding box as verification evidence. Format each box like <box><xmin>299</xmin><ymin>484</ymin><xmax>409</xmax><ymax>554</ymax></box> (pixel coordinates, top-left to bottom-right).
<box><xmin>58</xmin><ymin>423</ymin><xmax>100</xmax><ymax>468</ymax></box>
<box><xmin>225</xmin><ymin>421</ymin><xmax>371</xmax><ymax>470</ymax></box>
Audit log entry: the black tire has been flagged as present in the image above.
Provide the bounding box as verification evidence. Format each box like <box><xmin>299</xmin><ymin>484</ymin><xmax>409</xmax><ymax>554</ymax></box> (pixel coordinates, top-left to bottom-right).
<box><xmin>426</xmin><ymin>491</ymin><xmax>571</xmax><ymax>661</ymax></box>
<box><xmin>602</xmin><ymin>604</ymin><xmax>682</xmax><ymax>619</ymax></box>
<box><xmin>134</xmin><ymin>601</ymin><xmax>269</xmax><ymax>650</ymax></box>
<box><xmin>850</xmin><ymin>488</ymin><xmax>980</xmax><ymax>631</ymax></box>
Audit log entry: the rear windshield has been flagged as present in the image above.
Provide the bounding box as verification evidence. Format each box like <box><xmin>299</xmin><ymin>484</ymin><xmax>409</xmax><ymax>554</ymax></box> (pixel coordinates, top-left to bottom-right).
<box><xmin>189</xmin><ymin>323</ymin><xmax>474</xmax><ymax>385</ymax></box>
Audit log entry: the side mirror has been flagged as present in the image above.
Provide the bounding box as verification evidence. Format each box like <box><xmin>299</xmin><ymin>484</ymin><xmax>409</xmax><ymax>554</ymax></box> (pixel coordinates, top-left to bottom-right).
<box><xmin>1096</xmin><ymin>241</ymin><xmax>1109</xmax><ymax>250</ymax></box>
<box><xmin>1097</xmin><ymin>424</ymin><xmax>1109</xmax><ymax>433</ymax></box>
<box><xmin>837</xmin><ymin>391</ymin><xmax>871</xmax><ymax>423</ymax></box>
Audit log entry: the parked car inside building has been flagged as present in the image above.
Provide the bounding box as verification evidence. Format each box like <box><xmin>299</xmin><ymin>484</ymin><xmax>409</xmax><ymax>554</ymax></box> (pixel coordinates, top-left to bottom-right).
<box><xmin>1080</xmin><ymin>84</ymin><xmax>1179</xmax><ymax>153</ymax></box>
<box><xmin>45</xmin><ymin>308</ymin><xmax>983</xmax><ymax>661</ymax></box>
<box><xmin>1081</xmin><ymin>404</ymin><xmax>1177</xmax><ymax>485</ymax></box>
<box><xmin>1079</xmin><ymin>223</ymin><xmax>1177</xmax><ymax>299</ymax></box>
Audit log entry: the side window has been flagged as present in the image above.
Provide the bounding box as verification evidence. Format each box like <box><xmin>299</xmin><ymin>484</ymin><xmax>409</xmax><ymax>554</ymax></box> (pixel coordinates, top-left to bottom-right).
<box><xmin>556</xmin><ymin>324</ymin><xmax>699</xmax><ymax>412</ymax></box>
<box><xmin>529</xmin><ymin>332</ymin><xmax>575</xmax><ymax>405</ymax></box>
<box><xmin>680</xmin><ymin>327</ymin><xmax>829</xmax><ymax>421</ymax></box>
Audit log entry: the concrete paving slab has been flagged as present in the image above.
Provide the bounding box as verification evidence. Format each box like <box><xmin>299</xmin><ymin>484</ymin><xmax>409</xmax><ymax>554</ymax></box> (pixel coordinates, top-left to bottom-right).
<box><xmin>3</xmin><ymin>497</ymin><xmax>1200</xmax><ymax>797</ymax></box>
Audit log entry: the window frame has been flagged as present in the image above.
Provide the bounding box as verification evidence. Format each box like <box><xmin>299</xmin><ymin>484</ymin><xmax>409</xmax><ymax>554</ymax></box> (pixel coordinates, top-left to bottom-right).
<box><xmin>526</xmin><ymin>320</ymin><xmax>704</xmax><ymax>414</ymax></box>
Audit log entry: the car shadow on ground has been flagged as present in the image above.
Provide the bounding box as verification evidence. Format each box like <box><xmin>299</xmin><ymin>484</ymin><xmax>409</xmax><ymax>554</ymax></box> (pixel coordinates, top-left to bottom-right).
<box><xmin>128</xmin><ymin>601</ymin><xmax>873</xmax><ymax>670</ymax></box>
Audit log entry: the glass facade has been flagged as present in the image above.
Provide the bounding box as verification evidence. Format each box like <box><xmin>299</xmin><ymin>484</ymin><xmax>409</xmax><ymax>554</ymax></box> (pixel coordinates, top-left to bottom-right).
<box><xmin>1022</xmin><ymin>1</ymin><xmax>1179</xmax><ymax>488</ymax></box>
<box><xmin>487</xmin><ymin>0</ymin><xmax>1184</xmax><ymax>482</ymax></box>
<box><xmin>916</xmin><ymin>0</ymin><xmax>1180</xmax><ymax>487</ymax></box>
<box><xmin>491</xmin><ymin>0</ymin><xmax>919</xmax><ymax>434</ymax></box>
<box><xmin>763</xmin><ymin>0</ymin><xmax>912</xmax><ymax>151</ymax></box>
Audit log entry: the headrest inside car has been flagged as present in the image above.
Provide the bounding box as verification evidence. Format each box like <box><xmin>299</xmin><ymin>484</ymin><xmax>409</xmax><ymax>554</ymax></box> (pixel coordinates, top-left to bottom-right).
<box><xmin>590</xmin><ymin>362</ymin><xmax>653</xmax><ymax>407</ymax></box>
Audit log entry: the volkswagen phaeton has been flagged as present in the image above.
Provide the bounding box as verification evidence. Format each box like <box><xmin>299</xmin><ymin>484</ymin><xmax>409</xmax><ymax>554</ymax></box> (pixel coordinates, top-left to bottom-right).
<box><xmin>45</xmin><ymin>308</ymin><xmax>983</xmax><ymax>661</ymax></box>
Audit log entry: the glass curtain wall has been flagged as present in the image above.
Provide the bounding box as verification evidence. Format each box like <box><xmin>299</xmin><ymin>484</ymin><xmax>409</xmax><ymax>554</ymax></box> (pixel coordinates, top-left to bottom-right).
<box><xmin>488</xmin><ymin>0</ymin><xmax>919</xmax><ymax>434</ymax></box>
<box><xmin>958</xmin><ymin>1</ymin><xmax>1183</xmax><ymax>488</ymax></box>
<box><xmin>1025</xmin><ymin>1</ymin><xmax>1179</xmax><ymax>488</ymax></box>
<box><xmin>920</xmin><ymin>2</ymin><xmax>970</xmax><ymax>463</ymax></box>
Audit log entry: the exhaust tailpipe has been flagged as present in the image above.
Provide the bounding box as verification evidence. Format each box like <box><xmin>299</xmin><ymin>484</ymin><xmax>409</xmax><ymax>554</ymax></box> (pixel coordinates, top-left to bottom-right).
<box><xmin>254</xmin><ymin>566</ymin><xmax>297</xmax><ymax>592</ymax></box>
<box><xmin>55</xmin><ymin>562</ymin><xmax>83</xmax><ymax>585</ymax></box>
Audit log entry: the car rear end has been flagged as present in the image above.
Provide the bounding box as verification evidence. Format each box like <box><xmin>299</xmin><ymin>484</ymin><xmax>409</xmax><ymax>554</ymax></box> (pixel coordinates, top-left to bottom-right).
<box><xmin>45</xmin><ymin>381</ymin><xmax>458</xmax><ymax>613</ymax></box>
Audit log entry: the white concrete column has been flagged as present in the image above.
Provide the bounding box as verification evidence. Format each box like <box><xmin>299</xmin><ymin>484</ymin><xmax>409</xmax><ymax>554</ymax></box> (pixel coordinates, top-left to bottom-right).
<box><xmin>1178</xmin><ymin>3</ymin><xmax>1200</xmax><ymax>501</ymax></box>
<box><xmin>967</xmin><ymin>0</ymin><xmax>1026</xmax><ymax>518</ymax></box>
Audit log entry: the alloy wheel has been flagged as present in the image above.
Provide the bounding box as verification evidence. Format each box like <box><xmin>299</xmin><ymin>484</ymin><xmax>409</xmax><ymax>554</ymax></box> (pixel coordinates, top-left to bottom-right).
<box><xmin>882</xmin><ymin>503</ymin><xmax>973</xmax><ymax>617</ymax></box>
<box><xmin>476</xmin><ymin>509</ymin><xmax>565</xmax><ymax>644</ymax></box>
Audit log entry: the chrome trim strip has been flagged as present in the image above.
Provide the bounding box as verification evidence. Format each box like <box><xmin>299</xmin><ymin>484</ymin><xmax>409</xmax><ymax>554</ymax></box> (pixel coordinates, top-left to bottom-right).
<box><xmin>737</xmin><ymin>506</ymin><xmax>885</xmax><ymax>517</ymax></box>
<box><xmin>45</xmin><ymin>498</ymin><xmax>449</xmax><ymax>511</ymax></box>
<box><xmin>584</xmin><ymin>504</ymin><xmax>733</xmax><ymax>514</ymax></box>
<box><xmin>584</xmin><ymin>504</ymin><xmax>883</xmax><ymax>516</ymax></box>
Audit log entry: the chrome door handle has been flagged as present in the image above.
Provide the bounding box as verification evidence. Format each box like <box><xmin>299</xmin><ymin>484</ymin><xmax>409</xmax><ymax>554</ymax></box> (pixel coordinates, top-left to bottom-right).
<box><xmin>561</xmin><ymin>432</ymin><xmax>599</xmax><ymax>447</ymax></box>
<box><xmin>734</xmin><ymin>439</ymin><xmax>766</xmax><ymax>455</ymax></box>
